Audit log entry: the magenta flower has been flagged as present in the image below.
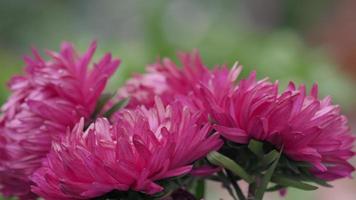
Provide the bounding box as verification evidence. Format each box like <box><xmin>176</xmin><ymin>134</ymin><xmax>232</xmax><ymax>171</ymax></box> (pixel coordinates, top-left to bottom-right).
<box><xmin>117</xmin><ymin>51</ymin><xmax>241</xmax><ymax>111</ymax></box>
<box><xmin>31</xmin><ymin>99</ymin><xmax>223</xmax><ymax>199</ymax></box>
<box><xmin>210</xmin><ymin>72</ymin><xmax>355</xmax><ymax>180</ymax></box>
<box><xmin>0</xmin><ymin>42</ymin><xmax>120</xmax><ymax>199</ymax></box>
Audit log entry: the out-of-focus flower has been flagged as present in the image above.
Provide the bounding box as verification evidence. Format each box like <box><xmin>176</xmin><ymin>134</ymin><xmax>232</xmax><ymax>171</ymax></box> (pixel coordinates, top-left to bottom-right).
<box><xmin>210</xmin><ymin>72</ymin><xmax>355</xmax><ymax>180</ymax></box>
<box><xmin>31</xmin><ymin>99</ymin><xmax>223</xmax><ymax>200</ymax></box>
<box><xmin>0</xmin><ymin>42</ymin><xmax>120</xmax><ymax>199</ymax></box>
<box><xmin>117</xmin><ymin>50</ymin><xmax>241</xmax><ymax>111</ymax></box>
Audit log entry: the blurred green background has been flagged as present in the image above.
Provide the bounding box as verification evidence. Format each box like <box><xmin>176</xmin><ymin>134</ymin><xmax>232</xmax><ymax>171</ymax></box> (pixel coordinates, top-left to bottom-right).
<box><xmin>0</xmin><ymin>0</ymin><xmax>355</xmax><ymax>199</ymax></box>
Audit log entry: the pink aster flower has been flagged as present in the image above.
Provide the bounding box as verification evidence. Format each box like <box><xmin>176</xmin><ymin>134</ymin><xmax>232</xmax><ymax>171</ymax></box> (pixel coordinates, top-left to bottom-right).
<box><xmin>31</xmin><ymin>99</ymin><xmax>223</xmax><ymax>200</ymax></box>
<box><xmin>210</xmin><ymin>72</ymin><xmax>355</xmax><ymax>180</ymax></box>
<box><xmin>0</xmin><ymin>41</ymin><xmax>120</xmax><ymax>199</ymax></box>
<box><xmin>117</xmin><ymin>50</ymin><xmax>241</xmax><ymax>111</ymax></box>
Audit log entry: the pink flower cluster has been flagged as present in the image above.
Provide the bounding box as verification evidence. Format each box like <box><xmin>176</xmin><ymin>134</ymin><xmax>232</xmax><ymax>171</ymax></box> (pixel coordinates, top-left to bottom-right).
<box><xmin>210</xmin><ymin>73</ymin><xmax>355</xmax><ymax>180</ymax></box>
<box><xmin>0</xmin><ymin>42</ymin><xmax>119</xmax><ymax>199</ymax></box>
<box><xmin>0</xmin><ymin>42</ymin><xmax>354</xmax><ymax>200</ymax></box>
<box><xmin>31</xmin><ymin>99</ymin><xmax>222</xmax><ymax>199</ymax></box>
<box><xmin>117</xmin><ymin>51</ymin><xmax>241</xmax><ymax>112</ymax></box>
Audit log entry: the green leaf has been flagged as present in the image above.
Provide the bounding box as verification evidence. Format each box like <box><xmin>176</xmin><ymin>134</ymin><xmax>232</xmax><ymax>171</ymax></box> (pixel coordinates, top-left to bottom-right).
<box><xmin>284</xmin><ymin>158</ymin><xmax>303</xmax><ymax>174</ymax></box>
<box><xmin>300</xmin><ymin>175</ymin><xmax>333</xmax><ymax>188</ymax></box>
<box><xmin>194</xmin><ymin>179</ymin><xmax>205</xmax><ymax>199</ymax></box>
<box><xmin>266</xmin><ymin>184</ymin><xmax>285</xmax><ymax>192</ymax></box>
<box><xmin>207</xmin><ymin>151</ymin><xmax>253</xmax><ymax>183</ymax></box>
<box><xmin>248</xmin><ymin>139</ymin><xmax>264</xmax><ymax>157</ymax></box>
<box><xmin>93</xmin><ymin>93</ymin><xmax>114</xmax><ymax>117</ymax></box>
<box><xmin>259</xmin><ymin>150</ymin><xmax>280</xmax><ymax>168</ymax></box>
<box><xmin>104</xmin><ymin>98</ymin><xmax>130</xmax><ymax>118</ymax></box>
<box><xmin>271</xmin><ymin>176</ymin><xmax>318</xmax><ymax>191</ymax></box>
<box><xmin>298</xmin><ymin>168</ymin><xmax>333</xmax><ymax>187</ymax></box>
<box><xmin>255</xmin><ymin>149</ymin><xmax>282</xmax><ymax>200</ymax></box>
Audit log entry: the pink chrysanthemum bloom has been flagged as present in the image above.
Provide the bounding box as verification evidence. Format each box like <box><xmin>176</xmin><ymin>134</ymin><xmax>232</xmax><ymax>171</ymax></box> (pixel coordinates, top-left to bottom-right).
<box><xmin>31</xmin><ymin>99</ymin><xmax>223</xmax><ymax>200</ymax></box>
<box><xmin>210</xmin><ymin>72</ymin><xmax>355</xmax><ymax>180</ymax></box>
<box><xmin>0</xmin><ymin>42</ymin><xmax>120</xmax><ymax>199</ymax></box>
<box><xmin>117</xmin><ymin>51</ymin><xmax>241</xmax><ymax>110</ymax></box>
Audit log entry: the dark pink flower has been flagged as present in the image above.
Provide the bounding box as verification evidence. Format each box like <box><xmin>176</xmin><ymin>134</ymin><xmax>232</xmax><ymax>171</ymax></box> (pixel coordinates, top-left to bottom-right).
<box><xmin>211</xmin><ymin>72</ymin><xmax>355</xmax><ymax>180</ymax></box>
<box><xmin>31</xmin><ymin>99</ymin><xmax>223</xmax><ymax>199</ymax></box>
<box><xmin>117</xmin><ymin>51</ymin><xmax>241</xmax><ymax>111</ymax></box>
<box><xmin>0</xmin><ymin>42</ymin><xmax>120</xmax><ymax>199</ymax></box>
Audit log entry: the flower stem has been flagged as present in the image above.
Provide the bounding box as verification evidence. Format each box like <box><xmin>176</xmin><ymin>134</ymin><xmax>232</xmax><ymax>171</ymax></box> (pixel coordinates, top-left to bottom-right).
<box><xmin>247</xmin><ymin>183</ymin><xmax>256</xmax><ymax>200</ymax></box>
<box><xmin>226</xmin><ymin>170</ymin><xmax>246</xmax><ymax>200</ymax></box>
<box><xmin>247</xmin><ymin>176</ymin><xmax>262</xmax><ymax>200</ymax></box>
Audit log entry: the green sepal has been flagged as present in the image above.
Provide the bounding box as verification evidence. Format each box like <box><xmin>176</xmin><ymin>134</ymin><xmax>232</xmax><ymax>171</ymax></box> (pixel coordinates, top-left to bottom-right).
<box><xmin>207</xmin><ymin>151</ymin><xmax>253</xmax><ymax>183</ymax></box>
<box><xmin>271</xmin><ymin>176</ymin><xmax>318</xmax><ymax>191</ymax></box>
<box><xmin>259</xmin><ymin>149</ymin><xmax>280</xmax><ymax>168</ymax></box>
<box><xmin>255</xmin><ymin>149</ymin><xmax>282</xmax><ymax>200</ymax></box>
<box><xmin>248</xmin><ymin>139</ymin><xmax>264</xmax><ymax>157</ymax></box>
<box><xmin>266</xmin><ymin>184</ymin><xmax>286</xmax><ymax>192</ymax></box>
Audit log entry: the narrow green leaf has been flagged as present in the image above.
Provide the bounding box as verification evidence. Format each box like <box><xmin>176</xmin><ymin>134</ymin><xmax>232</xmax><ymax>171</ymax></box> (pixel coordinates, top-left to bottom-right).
<box><xmin>259</xmin><ymin>150</ymin><xmax>279</xmax><ymax>168</ymax></box>
<box><xmin>285</xmin><ymin>158</ymin><xmax>302</xmax><ymax>174</ymax></box>
<box><xmin>248</xmin><ymin>139</ymin><xmax>264</xmax><ymax>157</ymax></box>
<box><xmin>207</xmin><ymin>151</ymin><xmax>253</xmax><ymax>183</ymax></box>
<box><xmin>93</xmin><ymin>93</ymin><xmax>114</xmax><ymax>117</ymax></box>
<box><xmin>295</xmin><ymin>162</ymin><xmax>313</xmax><ymax>168</ymax></box>
<box><xmin>299</xmin><ymin>175</ymin><xmax>333</xmax><ymax>188</ymax></box>
<box><xmin>298</xmin><ymin>169</ymin><xmax>333</xmax><ymax>187</ymax></box>
<box><xmin>255</xmin><ymin>149</ymin><xmax>282</xmax><ymax>200</ymax></box>
<box><xmin>194</xmin><ymin>179</ymin><xmax>205</xmax><ymax>199</ymax></box>
<box><xmin>266</xmin><ymin>184</ymin><xmax>285</xmax><ymax>192</ymax></box>
<box><xmin>271</xmin><ymin>176</ymin><xmax>318</xmax><ymax>191</ymax></box>
<box><xmin>104</xmin><ymin>98</ymin><xmax>130</xmax><ymax>118</ymax></box>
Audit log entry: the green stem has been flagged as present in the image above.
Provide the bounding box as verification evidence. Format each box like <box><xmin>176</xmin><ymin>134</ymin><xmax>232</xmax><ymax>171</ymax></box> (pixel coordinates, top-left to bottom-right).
<box><xmin>226</xmin><ymin>170</ymin><xmax>246</xmax><ymax>200</ymax></box>
<box><xmin>247</xmin><ymin>183</ymin><xmax>256</xmax><ymax>200</ymax></box>
<box><xmin>248</xmin><ymin>176</ymin><xmax>262</xmax><ymax>200</ymax></box>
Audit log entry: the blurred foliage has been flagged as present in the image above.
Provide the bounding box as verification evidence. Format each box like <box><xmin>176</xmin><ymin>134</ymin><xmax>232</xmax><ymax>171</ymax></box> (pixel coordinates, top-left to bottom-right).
<box><xmin>1</xmin><ymin>0</ymin><xmax>354</xmax><ymax>109</ymax></box>
<box><xmin>0</xmin><ymin>51</ymin><xmax>21</xmax><ymax>104</ymax></box>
